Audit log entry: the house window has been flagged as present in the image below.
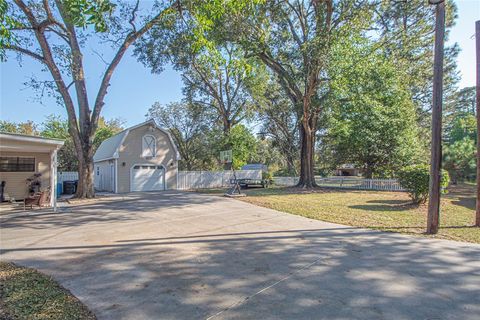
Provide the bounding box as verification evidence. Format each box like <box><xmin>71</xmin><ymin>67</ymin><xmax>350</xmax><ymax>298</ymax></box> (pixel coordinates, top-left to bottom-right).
<box><xmin>142</xmin><ymin>135</ymin><xmax>156</xmax><ymax>158</ymax></box>
<box><xmin>0</xmin><ymin>157</ymin><xmax>35</xmax><ymax>172</ymax></box>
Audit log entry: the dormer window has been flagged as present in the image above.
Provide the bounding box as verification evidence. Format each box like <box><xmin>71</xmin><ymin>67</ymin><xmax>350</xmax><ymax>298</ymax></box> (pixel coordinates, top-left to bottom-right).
<box><xmin>142</xmin><ymin>135</ymin><xmax>156</xmax><ymax>158</ymax></box>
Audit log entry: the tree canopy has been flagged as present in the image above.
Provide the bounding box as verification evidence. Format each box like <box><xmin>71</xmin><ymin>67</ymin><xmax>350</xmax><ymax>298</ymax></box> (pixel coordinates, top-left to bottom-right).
<box><xmin>1</xmin><ymin>115</ymin><xmax>123</xmax><ymax>171</ymax></box>
<box><xmin>2</xmin><ymin>0</ymin><xmax>179</xmax><ymax>197</ymax></box>
<box><xmin>3</xmin><ymin>0</ymin><xmax>472</xmax><ymax>189</ymax></box>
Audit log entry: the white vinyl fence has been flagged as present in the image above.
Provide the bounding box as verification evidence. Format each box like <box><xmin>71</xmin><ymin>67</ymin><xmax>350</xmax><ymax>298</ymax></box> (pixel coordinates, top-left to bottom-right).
<box><xmin>177</xmin><ymin>170</ymin><xmax>262</xmax><ymax>190</ymax></box>
<box><xmin>58</xmin><ymin>171</ymin><xmax>79</xmax><ymax>184</ymax></box>
<box><xmin>273</xmin><ymin>176</ymin><xmax>299</xmax><ymax>186</ymax></box>
<box><xmin>273</xmin><ymin>176</ymin><xmax>405</xmax><ymax>191</ymax></box>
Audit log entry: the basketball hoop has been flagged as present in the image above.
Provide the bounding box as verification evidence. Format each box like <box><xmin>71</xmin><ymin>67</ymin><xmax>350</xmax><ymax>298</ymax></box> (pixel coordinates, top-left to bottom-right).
<box><xmin>219</xmin><ymin>150</ymin><xmax>233</xmax><ymax>164</ymax></box>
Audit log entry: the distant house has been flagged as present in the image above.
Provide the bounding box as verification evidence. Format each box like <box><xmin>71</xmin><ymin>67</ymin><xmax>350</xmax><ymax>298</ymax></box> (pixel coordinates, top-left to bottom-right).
<box><xmin>0</xmin><ymin>132</ymin><xmax>64</xmax><ymax>206</ymax></box>
<box><xmin>335</xmin><ymin>164</ymin><xmax>360</xmax><ymax>176</ymax></box>
<box><xmin>93</xmin><ymin>119</ymin><xmax>180</xmax><ymax>193</ymax></box>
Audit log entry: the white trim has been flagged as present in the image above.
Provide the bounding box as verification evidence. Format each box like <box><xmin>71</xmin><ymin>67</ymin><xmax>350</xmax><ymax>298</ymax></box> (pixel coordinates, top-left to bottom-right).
<box><xmin>129</xmin><ymin>163</ymin><xmax>166</xmax><ymax>192</ymax></box>
<box><xmin>109</xmin><ymin>162</ymin><xmax>115</xmax><ymax>193</ymax></box>
<box><xmin>94</xmin><ymin>156</ymin><xmax>118</xmax><ymax>162</ymax></box>
<box><xmin>175</xmin><ymin>165</ymin><xmax>178</xmax><ymax>191</ymax></box>
<box><xmin>114</xmin><ymin>159</ymin><xmax>118</xmax><ymax>193</ymax></box>
<box><xmin>50</xmin><ymin>148</ymin><xmax>59</xmax><ymax>211</ymax></box>
<box><xmin>50</xmin><ymin>151</ymin><xmax>54</xmax><ymax>208</ymax></box>
<box><xmin>0</xmin><ymin>132</ymin><xmax>64</xmax><ymax>146</ymax></box>
<box><xmin>142</xmin><ymin>134</ymin><xmax>157</xmax><ymax>158</ymax></box>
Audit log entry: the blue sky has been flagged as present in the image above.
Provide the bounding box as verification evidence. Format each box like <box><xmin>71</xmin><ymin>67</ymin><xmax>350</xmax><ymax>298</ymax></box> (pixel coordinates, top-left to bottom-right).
<box><xmin>0</xmin><ymin>0</ymin><xmax>479</xmax><ymax>128</ymax></box>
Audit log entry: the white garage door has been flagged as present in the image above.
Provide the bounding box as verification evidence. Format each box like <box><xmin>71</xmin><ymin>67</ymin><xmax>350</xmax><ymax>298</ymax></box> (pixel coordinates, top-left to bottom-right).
<box><xmin>131</xmin><ymin>165</ymin><xmax>165</xmax><ymax>192</ymax></box>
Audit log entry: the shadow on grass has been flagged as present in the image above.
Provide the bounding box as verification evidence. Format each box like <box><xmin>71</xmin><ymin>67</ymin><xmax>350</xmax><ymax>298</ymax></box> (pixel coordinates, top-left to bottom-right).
<box><xmin>364</xmin><ymin>225</ymin><xmax>478</xmax><ymax>231</ymax></box>
<box><xmin>243</xmin><ymin>186</ymin><xmax>366</xmax><ymax>197</ymax></box>
<box><xmin>348</xmin><ymin>204</ymin><xmax>416</xmax><ymax>212</ymax></box>
<box><xmin>444</xmin><ymin>183</ymin><xmax>476</xmax><ymax>210</ymax></box>
<box><xmin>348</xmin><ymin>199</ymin><xmax>420</xmax><ymax>212</ymax></box>
<box><xmin>450</xmin><ymin>197</ymin><xmax>476</xmax><ymax>210</ymax></box>
<box><xmin>366</xmin><ymin>199</ymin><xmax>411</xmax><ymax>205</ymax></box>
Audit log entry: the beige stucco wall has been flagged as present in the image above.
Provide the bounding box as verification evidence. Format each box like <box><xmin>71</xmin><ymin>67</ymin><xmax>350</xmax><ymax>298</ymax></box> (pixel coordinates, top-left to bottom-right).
<box><xmin>0</xmin><ymin>151</ymin><xmax>51</xmax><ymax>200</ymax></box>
<box><xmin>116</xmin><ymin>125</ymin><xmax>178</xmax><ymax>193</ymax></box>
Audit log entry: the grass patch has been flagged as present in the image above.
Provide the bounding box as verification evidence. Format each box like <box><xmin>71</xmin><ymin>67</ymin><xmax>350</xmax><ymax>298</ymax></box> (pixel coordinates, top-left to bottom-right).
<box><xmin>233</xmin><ymin>184</ymin><xmax>479</xmax><ymax>244</ymax></box>
<box><xmin>0</xmin><ymin>262</ymin><xmax>95</xmax><ymax>320</ymax></box>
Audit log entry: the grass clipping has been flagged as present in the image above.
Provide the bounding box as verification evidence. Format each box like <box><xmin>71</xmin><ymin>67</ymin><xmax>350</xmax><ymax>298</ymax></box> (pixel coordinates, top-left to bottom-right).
<box><xmin>0</xmin><ymin>262</ymin><xmax>95</xmax><ymax>320</ymax></box>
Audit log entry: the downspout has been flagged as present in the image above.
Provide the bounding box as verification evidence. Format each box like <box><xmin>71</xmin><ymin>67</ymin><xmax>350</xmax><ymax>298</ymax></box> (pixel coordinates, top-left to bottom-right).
<box><xmin>115</xmin><ymin>158</ymin><xmax>118</xmax><ymax>193</ymax></box>
<box><xmin>175</xmin><ymin>161</ymin><xmax>178</xmax><ymax>191</ymax></box>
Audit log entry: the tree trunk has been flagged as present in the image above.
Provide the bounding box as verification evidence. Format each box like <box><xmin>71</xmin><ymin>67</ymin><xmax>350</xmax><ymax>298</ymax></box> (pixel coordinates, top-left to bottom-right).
<box><xmin>365</xmin><ymin>165</ymin><xmax>374</xmax><ymax>179</ymax></box>
<box><xmin>296</xmin><ymin>124</ymin><xmax>317</xmax><ymax>188</ymax></box>
<box><xmin>223</xmin><ymin>118</ymin><xmax>232</xmax><ymax>135</ymax></box>
<box><xmin>73</xmin><ymin>130</ymin><xmax>95</xmax><ymax>198</ymax></box>
<box><xmin>9</xmin><ymin>0</ymin><xmax>176</xmax><ymax>199</ymax></box>
<box><xmin>76</xmin><ymin>153</ymin><xmax>95</xmax><ymax>198</ymax></box>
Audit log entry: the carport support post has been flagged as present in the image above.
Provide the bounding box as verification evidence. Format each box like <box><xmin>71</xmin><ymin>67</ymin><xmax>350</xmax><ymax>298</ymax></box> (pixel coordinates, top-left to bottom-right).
<box><xmin>475</xmin><ymin>20</ymin><xmax>480</xmax><ymax>227</ymax></box>
<box><xmin>52</xmin><ymin>149</ymin><xmax>58</xmax><ymax>212</ymax></box>
<box><xmin>427</xmin><ymin>0</ymin><xmax>445</xmax><ymax>234</ymax></box>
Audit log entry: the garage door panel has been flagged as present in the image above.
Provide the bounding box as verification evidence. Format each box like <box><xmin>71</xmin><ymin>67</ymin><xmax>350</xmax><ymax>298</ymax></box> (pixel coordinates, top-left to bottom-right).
<box><xmin>131</xmin><ymin>165</ymin><xmax>165</xmax><ymax>191</ymax></box>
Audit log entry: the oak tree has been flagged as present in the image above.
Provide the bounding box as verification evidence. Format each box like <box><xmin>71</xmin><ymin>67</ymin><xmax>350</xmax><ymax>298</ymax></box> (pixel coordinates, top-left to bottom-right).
<box><xmin>2</xmin><ymin>0</ymin><xmax>178</xmax><ymax>197</ymax></box>
<box><xmin>224</xmin><ymin>0</ymin><xmax>373</xmax><ymax>187</ymax></box>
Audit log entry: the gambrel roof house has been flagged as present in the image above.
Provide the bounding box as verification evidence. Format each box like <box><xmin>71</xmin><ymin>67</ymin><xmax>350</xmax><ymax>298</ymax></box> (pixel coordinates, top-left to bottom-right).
<box><xmin>93</xmin><ymin>119</ymin><xmax>180</xmax><ymax>193</ymax></box>
<box><xmin>0</xmin><ymin>132</ymin><xmax>64</xmax><ymax>207</ymax></box>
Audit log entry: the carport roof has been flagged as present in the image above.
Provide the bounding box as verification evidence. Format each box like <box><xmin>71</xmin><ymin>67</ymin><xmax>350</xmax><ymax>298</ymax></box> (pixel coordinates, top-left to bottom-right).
<box><xmin>0</xmin><ymin>132</ymin><xmax>64</xmax><ymax>153</ymax></box>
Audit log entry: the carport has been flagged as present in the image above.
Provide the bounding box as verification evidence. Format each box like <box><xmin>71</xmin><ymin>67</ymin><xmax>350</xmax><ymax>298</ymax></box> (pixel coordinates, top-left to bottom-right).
<box><xmin>0</xmin><ymin>132</ymin><xmax>64</xmax><ymax>209</ymax></box>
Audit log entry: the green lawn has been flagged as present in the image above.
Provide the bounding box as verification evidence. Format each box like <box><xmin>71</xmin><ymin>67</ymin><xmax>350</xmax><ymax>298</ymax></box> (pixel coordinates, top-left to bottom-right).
<box><xmin>223</xmin><ymin>184</ymin><xmax>479</xmax><ymax>243</ymax></box>
<box><xmin>0</xmin><ymin>262</ymin><xmax>95</xmax><ymax>320</ymax></box>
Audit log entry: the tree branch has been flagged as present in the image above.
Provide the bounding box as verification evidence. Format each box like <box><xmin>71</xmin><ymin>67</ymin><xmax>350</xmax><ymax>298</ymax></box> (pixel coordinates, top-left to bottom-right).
<box><xmin>13</xmin><ymin>0</ymin><xmax>82</xmax><ymax>153</ymax></box>
<box><xmin>257</xmin><ymin>51</ymin><xmax>302</xmax><ymax>104</ymax></box>
<box><xmin>6</xmin><ymin>45</ymin><xmax>46</xmax><ymax>63</ymax></box>
<box><xmin>92</xmin><ymin>1</ymin><xmax>179</xmax><ymax>132</ymax></box>
<box><xmin>129</xmin><ymin>0</ymin><xmax>140</xmax><ymax>32</ymax></box>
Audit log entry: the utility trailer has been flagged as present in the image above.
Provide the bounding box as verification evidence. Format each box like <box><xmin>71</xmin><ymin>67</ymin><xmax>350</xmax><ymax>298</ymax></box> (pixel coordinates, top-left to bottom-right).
<box><xmin>230</xmin><ymin>178</ymin><xmax>270</xmax><ymax>189</ymax></box>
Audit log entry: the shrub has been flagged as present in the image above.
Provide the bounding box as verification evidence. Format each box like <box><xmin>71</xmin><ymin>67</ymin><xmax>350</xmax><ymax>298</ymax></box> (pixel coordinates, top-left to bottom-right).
<box><xmin>397</xmin><ymin>164</ymin><xmax>450</xmax><ymax>204</ymax></box>
<box><xmin>262</xmin><ymin>171</ymin><xmax>273</xmax><ymax>180</ymax></box>
<box><xmin>262</xmin><ymin>171</ymin><xmax>273</xmax><ymax>184</ymax></box>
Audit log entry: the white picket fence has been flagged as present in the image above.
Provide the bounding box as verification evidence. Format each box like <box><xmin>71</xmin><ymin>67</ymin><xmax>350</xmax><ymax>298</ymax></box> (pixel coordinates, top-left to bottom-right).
<box><xmin>273</xmin><ymin>176</ymin><xmax>299</xmax><ymax>186</ymax></box>
<box><xmin>177</xmin><ymin>170</ymin><xmax>262</xmax><ymax>190</ymax></box>
<box><xmin>273</xmin><ymin>176</ymin><xmax>404</xmax><ymax>191</ymax></box>
<box><xmin>58</xmin><ymin>171</ymin><xmax>79</xmax><ymax>184</ymax></box>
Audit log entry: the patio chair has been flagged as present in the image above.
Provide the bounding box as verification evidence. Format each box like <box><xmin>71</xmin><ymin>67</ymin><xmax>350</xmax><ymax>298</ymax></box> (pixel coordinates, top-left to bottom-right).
<box><xmin>23</xmin><ymin>190</ymin><xmax>48</xmax><ymax>210</ymax></box>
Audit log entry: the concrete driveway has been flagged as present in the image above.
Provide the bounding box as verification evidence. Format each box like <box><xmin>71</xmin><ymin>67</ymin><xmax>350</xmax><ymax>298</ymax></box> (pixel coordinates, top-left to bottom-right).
<box><xmin>1</xmin><ymin>191</ymin><xmax>479</xmax><ymax>320</ymax></box>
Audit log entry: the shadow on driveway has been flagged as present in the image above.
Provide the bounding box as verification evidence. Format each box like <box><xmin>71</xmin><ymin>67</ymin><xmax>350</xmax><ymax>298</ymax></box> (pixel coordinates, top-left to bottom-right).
<box><xmin>0</xmin><ymin>191</ymin><xmax>222</xmax><ymax>230</ymax></box>
<box><xmin>1</xmin><ymin>191</ymin><xmax>479</xmax><ymax>320</ymax></box>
